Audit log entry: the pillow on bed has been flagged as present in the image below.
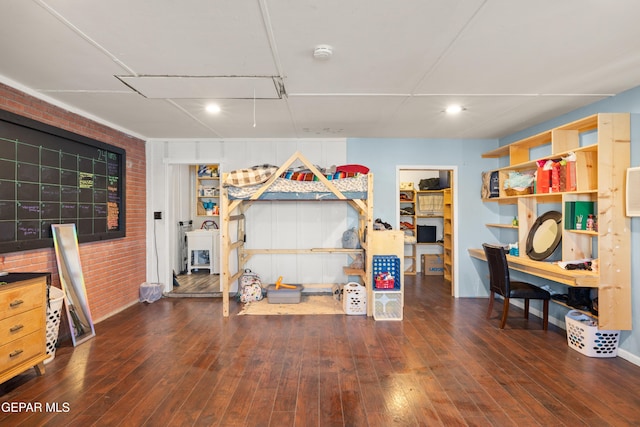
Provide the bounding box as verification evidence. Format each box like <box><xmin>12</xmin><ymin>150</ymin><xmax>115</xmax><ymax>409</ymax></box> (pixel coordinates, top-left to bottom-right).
<box><xmin>336</xmin><ymin>164</ymin><xmax>369</xmax><ymax>174</ymax></box>
<box><xmin>224</xmin><ymin>164</ymin><xmax>278</xmax><ymax>187</ymax></box>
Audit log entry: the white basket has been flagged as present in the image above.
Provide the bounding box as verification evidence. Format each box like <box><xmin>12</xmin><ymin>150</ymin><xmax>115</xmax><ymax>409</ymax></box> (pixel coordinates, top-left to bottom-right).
<box><xmin>343</xmin><ymin>282</ymin><xmax>366</xmax><ymax>315</ymax></box>
<box><xmin>44</xmin><ymin>287</ymin><xmax>65</xmax><ymax>364</ymax></box>
<box><xmin>373</xmin><ymin>291</ymin><xmax>403</xmax><ymax>321</ymax></box>
<box><xmin>565</xmin><ymin>310</ymin><xmax>620</xmax><ymax>358</ymax></box>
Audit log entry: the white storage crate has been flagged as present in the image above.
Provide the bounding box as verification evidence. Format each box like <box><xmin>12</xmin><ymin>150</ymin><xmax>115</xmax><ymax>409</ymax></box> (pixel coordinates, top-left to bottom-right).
<box><xmin>343</xmin><ymin>282</ymin><xmax>366</xmax><ymax>315</ymax></box>
<box><xmin>373</xmin><ymin>291</ymin><xmax>403</xmax><ymax>321</ymax></box>
<box><xmin>565</xmin><ymin>310</ymin><xmax>620</xmax><ymax>358</ymax></box>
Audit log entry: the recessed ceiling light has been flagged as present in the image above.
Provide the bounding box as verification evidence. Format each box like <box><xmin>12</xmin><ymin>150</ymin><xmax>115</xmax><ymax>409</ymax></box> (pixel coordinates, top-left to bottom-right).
<box><xmin>205</xmin><ymin>103</ymin><xmax>221</xmax><ymax>114</ymax></box>
<box><xmin>445</xmin><ymin>105</ymin><xmax>465</xmax><ymax>114</ymax></box>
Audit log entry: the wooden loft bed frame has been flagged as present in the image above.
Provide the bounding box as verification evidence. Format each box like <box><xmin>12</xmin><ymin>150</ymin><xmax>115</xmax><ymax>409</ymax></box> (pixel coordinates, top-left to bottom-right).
<box><xmin>219</xmin><ymin>151</ymin><xmax>374</xmax><ymax>317</ymax></box>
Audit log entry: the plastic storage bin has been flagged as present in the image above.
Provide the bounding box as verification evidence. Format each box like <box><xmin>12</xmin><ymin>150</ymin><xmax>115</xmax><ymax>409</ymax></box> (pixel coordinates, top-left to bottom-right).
<box><xmin>45</xmin><ymin>286</ymin><xmax>65</xmax><ymax>364</ymax></box>
<box><xmin>373</xmin><ymin>291</ymin><xmax>403</xmax><ymax>321</ymax></box>
<box><xmin>140</xmin><ymin>282</ymin><xmax>163</xmax><ymax>303</ymax></box>
<box><xmin>565</xmin><ymin>310</ymin><xmax>620</xmax><ymax>357</ymax></box>
<box><xmin>343</xmin><ymin>282</ymin><xmax>366</xmax><ymax>315</ymax></box>
<box><xmin>372</xmin><ymin>255</ymin><xmax>401</xmax><ymax>290</ymax></box>
<box><xmin>267</xmin><ymin>284</ymin><xmax>303</xmax><ymax>304</ymax></box>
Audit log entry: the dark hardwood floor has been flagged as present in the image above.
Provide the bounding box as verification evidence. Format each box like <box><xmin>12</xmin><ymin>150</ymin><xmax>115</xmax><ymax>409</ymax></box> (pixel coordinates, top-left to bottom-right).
<box><xmin>2</xmin><ymin>275</ymin><xmax>639</xmax><ymax>426</ymax></box>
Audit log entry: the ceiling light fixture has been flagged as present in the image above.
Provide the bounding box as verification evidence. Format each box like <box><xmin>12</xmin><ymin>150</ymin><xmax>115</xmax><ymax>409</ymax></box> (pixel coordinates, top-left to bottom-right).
<box><xmin>445</xmin><ymin>104</ymin><xmax>465</xmax><ymax>114</ymax></box>
<box><xmin>313</xmin><ymin>44</ymin><xmax>333</xmax><ymax>60</ymax></box>
<box><xmin>205</xmin><ymin>103</ymin><xmax>221</xmax><ymax>114</ymax></box>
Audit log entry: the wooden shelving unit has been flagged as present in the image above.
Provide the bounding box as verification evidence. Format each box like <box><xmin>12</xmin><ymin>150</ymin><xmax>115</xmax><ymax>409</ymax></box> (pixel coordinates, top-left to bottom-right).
<box><xmin>193</xmin><ymin>164</ymin><xmax>220</xmax><ymax>218</ymax></box>
<box><xmin>415</xmin><ymin>189</ymin><xmax>444</xmax><ymax>276</ymax></box>
<box><xmin>400</xmin><ymin>188</ymin><xmax>417</xmax><ymax>275</ymax></box>
<box><xmin>443</xmin><ymin>188</ymin><xmax>453</xmax><ymax>286</ymax></box>
<box><xmin>472</xmin><ymin>113</ymin><xmax>631</xmax><ymax>330</ymax></box>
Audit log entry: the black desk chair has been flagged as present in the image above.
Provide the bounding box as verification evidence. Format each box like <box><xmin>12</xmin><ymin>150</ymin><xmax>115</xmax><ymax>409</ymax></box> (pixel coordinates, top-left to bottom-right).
<box><xmin>482</xmin><ymin>243</ymin><xmax>551</xmax><ymax>330</ymax></box>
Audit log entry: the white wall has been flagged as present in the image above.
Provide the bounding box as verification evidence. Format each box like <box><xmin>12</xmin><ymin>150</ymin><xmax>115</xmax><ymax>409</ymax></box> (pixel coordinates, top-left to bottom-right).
<box><xmin>146</xmin><ymin>138</ymin><xmax>351</xmax><ymax>292</ymax></box>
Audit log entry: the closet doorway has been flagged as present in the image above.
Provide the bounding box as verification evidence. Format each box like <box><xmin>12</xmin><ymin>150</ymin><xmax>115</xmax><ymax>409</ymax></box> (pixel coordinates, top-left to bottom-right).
<box><xmin>397</xmin><ymin>166</ymin><xmax>458</xmax><ymax>296</ymax></box>
<box><xmin>163</xmin><ymin>162</ymin><xmax>222</xmax><ymax>297</ymax></box>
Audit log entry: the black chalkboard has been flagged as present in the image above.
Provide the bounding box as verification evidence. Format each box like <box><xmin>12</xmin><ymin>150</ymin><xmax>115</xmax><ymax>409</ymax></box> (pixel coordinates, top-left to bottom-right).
<box><xmin>0</xmin><ymin>109</ymin><xmax>125</xmax><ymax>254</ymax></box>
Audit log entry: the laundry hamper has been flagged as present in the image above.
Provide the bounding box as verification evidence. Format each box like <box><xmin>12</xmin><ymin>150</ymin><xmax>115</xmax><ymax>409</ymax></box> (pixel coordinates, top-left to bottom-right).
<box><xmin>565</xmin><ymin>310</ymin><xmax>620</xmax><ymax>358</ymax></box>
<box><xmin>343</xmin><ymin>282</ymin><xmax>366</xmax><ymax>315</ymax></box>
<box><xmin>44</xmin><ymin>286</ymin><xmax>65</xmax><ymax>364</ymax></box>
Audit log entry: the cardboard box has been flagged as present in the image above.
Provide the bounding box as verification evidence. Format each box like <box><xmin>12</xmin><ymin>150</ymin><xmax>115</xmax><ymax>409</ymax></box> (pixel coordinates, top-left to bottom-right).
<box><xmin>421</xmin><ymin>254</ymin><xmax>444</xmax><ymax>275</ymax></box>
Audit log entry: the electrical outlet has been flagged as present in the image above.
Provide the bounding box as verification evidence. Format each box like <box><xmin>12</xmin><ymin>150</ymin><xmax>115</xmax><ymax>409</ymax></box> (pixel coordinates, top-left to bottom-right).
<box><xmin>154</xmin><ymin>211</ymin><xmax>162</xmax><ymax>220</ymax></box>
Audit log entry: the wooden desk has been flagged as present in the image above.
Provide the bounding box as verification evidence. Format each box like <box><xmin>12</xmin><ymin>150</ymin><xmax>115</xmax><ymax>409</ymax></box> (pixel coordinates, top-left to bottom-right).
<box><xmin>468</xmin><ymin>248</ymin><xmax>598</xmax><ymax>288</ymax></box>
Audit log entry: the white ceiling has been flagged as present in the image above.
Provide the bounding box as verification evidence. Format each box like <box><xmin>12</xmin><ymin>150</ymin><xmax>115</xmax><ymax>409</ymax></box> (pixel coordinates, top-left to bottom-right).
<box><xmin>2</xmin><ymin>0</ymin><xmax>640</xmax><ymax>140</ymax></box>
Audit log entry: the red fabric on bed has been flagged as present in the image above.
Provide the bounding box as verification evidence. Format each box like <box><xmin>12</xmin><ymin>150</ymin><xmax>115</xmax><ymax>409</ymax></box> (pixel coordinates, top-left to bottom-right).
<box><xmin>336</xmin><ymin>164</ymin><xmax>369</xmax><ymax>174</ymax></box>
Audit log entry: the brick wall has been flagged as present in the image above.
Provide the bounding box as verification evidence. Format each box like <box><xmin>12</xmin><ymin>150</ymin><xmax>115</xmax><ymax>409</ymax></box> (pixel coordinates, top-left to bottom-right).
<box><xmin>0</xmin><ymin>82</ymin><xmax>146</xmax><ymax>323</ymax></box>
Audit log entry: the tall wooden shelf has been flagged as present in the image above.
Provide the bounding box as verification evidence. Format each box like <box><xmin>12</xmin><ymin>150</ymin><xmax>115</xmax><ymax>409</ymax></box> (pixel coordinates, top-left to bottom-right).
<box><xmin>416</xmin><ymin>190</ymin><xmax>445</xmax><ymax>277</ymax></box>
<box><xmin>401</xmin><ymin>188</ymin><xmax>448</xmax><ymax>275</ymax></box>
<box><xmin>443</xmin><ymin>188</ymin><xmax>453</xmax><ymax>285</ymax></box>
<box><xmin>472</xmin><ymin>113</ymin><xmax>631</xmax><ymax>330</ymax></box>
<box><xmin>193</xmin><ymin>164</ymin><xmax>220</xmax><ymax>218</ymax></box>
<box><xmin>400</xmin><ymin>189</ymin><xmax>417</xmax><ymax>275</ymax></box>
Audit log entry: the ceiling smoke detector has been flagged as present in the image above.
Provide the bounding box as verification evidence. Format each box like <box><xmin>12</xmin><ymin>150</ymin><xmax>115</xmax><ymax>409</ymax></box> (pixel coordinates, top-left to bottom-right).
<box><xmin>313</xmin><ymin>45</ymin><xmax>333</xmax><ymax>60</ymax></box>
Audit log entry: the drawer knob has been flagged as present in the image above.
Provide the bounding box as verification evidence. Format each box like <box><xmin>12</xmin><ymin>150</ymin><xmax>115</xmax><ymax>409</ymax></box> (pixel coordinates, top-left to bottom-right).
<box><xmin>9</xmin><ymin>324</ymin><xmax>24</xmax><ymax>333</ymax></box>
<box><xmin>9</xmin><ymin>299</ymin><xmax>24</xmax><ymax>308</ymax></box>
<box><xmin>9</xmin><ymin>349</ymin><xmax>24</xmax><ymax>358</ymax></box>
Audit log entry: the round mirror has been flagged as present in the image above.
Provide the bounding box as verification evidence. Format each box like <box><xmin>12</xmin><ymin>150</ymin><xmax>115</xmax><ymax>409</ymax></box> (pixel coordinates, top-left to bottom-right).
<box><xmin>526</xmin><ymin>211</ymin><xmax>562</xmax><ymax>261</ymax></box>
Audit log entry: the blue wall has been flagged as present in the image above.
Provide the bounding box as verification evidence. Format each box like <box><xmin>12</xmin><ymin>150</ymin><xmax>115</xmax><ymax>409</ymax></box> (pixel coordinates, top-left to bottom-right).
<box><xmin>347</xmin><ymin>138</ymin><xmax>499</xmax><ymax>298</ymax></box>
<box><xmin>348</xmin><ymin>85</ymin><xmax>640</xmax><ymax>362</ymax></box>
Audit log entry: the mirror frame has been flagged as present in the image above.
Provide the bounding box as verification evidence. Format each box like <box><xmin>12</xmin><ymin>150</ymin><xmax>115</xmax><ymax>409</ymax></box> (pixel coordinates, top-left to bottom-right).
<box><xmin>52</xmin><ymin>224</ymin><xmax>96</xmax><ymax>346</ymax></box>
<box><xmin>525</xmin><ymin>210</ymin><xmax>562</xmax><ymax>261</ymax></box>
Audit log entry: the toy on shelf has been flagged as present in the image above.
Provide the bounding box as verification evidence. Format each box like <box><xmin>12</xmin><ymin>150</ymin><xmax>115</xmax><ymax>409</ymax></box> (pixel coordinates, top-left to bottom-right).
<box><xmin>198</xmin><ymin>164</ymin><xmax>218</xmax><ymax>177</ymax></box>
<box><xmin>275</xmin><ymin>276</ymin><xmax>296</xmax><ymax>290</ymax></box>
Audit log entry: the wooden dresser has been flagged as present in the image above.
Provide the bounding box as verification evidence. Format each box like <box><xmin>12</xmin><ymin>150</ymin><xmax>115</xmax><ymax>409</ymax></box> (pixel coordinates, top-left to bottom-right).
<box><xmin>0</xmin><ymin>273</ymin><xmax>50</xmax><ymax>384</ymax></box>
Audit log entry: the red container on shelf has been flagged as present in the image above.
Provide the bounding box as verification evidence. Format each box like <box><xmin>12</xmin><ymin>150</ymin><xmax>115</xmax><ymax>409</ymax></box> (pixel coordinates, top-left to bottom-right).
<box><xmin>375</xmin><ymin>278</ymin><xmax>395</xmax><ymax>289</ymax></box>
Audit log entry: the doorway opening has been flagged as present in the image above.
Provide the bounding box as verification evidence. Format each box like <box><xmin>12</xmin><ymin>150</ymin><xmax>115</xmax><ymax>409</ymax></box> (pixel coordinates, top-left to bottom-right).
<box><xmin>398</xmin><ymin>166</ymin><xmax>457</xmax><ymax>296</ymax></box>
<box><xmin>164</xmin><ymin>162</ymin><xmax>222</xmax><ymax>297</ymax></box>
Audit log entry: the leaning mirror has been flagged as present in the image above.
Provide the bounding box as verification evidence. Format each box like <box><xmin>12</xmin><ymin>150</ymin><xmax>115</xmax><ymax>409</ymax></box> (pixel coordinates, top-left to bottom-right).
<box><xmin>526</xmin><ymin>211</ymin><xmax>562</xmax><ymax>261</ymax></box>
<box><xmin>52</xmin><ymin>224</ymin><xmax>96</xmax><ymax>346</ymax></box>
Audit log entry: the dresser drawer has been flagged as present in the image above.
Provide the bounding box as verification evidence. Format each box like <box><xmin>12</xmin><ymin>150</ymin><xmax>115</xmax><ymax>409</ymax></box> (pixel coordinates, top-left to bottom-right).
<box><xmin>0</xmin><ymin>330</ymin><xmax>45</xmax><ymax>374</ymax></box>
<box><xmin>0</xmin><ymin>281</ymin><xmax>44</xmax><ymax>318</ymax></box>
<box><xmin>0</xmin><ymin>308</ymin><xmax>45</xmax><ymax>344</ymax></box>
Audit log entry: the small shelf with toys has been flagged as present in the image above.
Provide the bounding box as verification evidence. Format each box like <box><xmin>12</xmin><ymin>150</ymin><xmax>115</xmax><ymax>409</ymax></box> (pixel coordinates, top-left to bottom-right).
<box><xmin>194</xmin><ymin>164</ymin><xmax>220</xmax><ymax>217</ymax></box>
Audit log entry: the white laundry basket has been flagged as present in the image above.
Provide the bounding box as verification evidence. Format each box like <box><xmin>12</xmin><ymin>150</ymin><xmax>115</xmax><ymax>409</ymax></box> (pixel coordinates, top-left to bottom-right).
<box><xmin>565</xmin><ymin>310</ymin><xmax>620</xmax><ymax>358</ymax></box>
<box><xmin>44</xmin><ymin>286</ymin><xmax>65</xmax><ymax>364</ymax></box>
<box><xmin>343</xmin><ymin>282</ymin><xmax>366</xmax><ymax>315</ymax></box>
